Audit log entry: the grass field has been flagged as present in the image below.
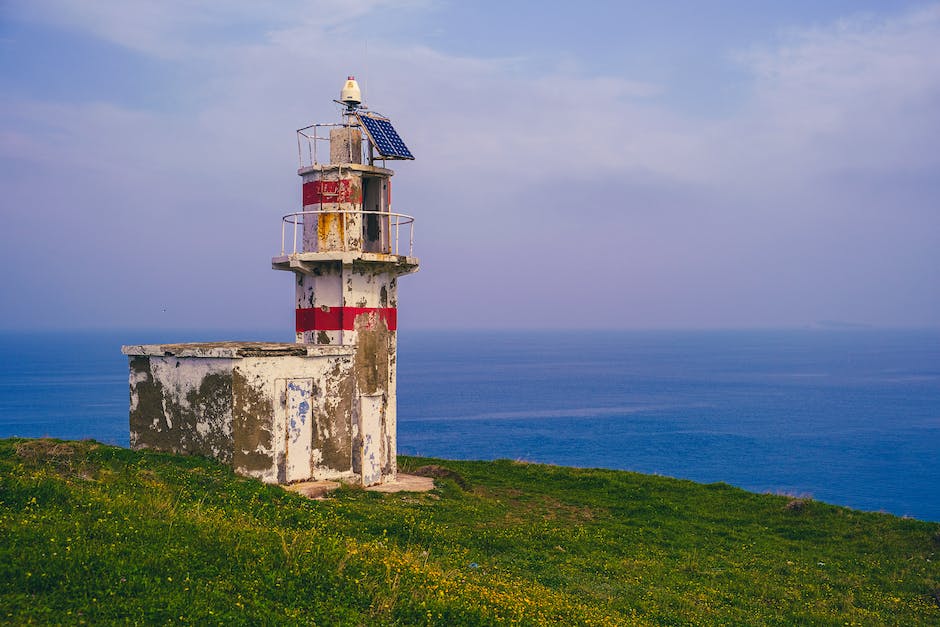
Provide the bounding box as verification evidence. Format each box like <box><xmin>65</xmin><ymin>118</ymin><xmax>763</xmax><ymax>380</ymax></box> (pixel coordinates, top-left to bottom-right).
<box><xmin>1</xmin><ymin>438</ymin><xmax>938</xmax><ymax>625</ymax></box>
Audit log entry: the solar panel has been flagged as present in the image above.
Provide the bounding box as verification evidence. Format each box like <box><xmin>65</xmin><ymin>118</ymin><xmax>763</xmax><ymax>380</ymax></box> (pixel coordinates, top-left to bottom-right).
<box><xmin>356</xmin><ymin>112</ymin><xmax>414</xmax><ymax>160</ymax></box>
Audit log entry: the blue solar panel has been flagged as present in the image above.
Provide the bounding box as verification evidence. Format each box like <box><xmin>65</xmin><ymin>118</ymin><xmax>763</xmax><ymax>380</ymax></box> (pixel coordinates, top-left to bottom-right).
<box><xmin>356</xmin><ymin>113</ymin><xmax>414</xmax><ymax>160</ymax></box>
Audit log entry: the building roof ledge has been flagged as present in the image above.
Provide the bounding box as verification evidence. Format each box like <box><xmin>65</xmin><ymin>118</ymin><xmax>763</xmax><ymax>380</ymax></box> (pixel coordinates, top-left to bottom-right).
<box><xmin>121</xmin><ymin>342</ymin><xmax>355</xmax><ymax>359</ymax></box>
<box><xmin>271</xmin><ymin>252</ymin><xmax>420</xmax><ymax>272</ymax></box>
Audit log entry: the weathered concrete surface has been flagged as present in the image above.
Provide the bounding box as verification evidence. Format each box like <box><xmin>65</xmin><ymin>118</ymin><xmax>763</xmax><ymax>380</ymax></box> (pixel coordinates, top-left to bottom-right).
<box><xmin>352</xmin><ymin>313</ymin><xmax>394</xmax><ymax>480</ymax></box>
<box><xmin>272</xmin><ymin>252</ymin><xmax>419</xmax><ymax>272</ymax></box>
<box><xmin>329</xmin><ymin>127</ymin><xmax>362</xmax><ymax>165</ymax></box>
<box><xmin>122</xmin><ymin>342</ymin><xmax>359</xmax><ymax>485</ymax></box>
<box><xmin>122</xmin><ymin>342</ymin><xmax>352</xmax><ymax>358</ymax></box>
<box><xmin>127</xmin><ymin>355</ymin><xmax>234</xmax><ymax>463</ymax></box>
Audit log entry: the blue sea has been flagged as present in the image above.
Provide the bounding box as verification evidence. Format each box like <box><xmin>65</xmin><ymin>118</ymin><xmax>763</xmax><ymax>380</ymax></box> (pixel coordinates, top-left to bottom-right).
<box><xmin>1</xmin><ymin>329</ymin><xmax>938</xmax><ymax>521</ymax></box>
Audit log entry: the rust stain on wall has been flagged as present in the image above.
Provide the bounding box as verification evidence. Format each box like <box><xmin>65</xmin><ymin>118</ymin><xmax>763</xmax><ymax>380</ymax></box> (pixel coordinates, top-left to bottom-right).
<box><xmin>315</xmin><ymin>357</ymin><xmax>355</xmax><ymax>472</ymax></box>
<box><xmin>353</xmin><ymin>314</ymin><xmax>390</xmax><ymax>395</ymax></box>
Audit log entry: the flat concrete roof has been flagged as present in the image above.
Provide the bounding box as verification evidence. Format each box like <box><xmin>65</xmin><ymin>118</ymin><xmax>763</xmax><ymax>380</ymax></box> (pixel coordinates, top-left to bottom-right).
<box><xmin>297</xmin><ymin>163</ymin><xmax>394</xmax><ymax>177</ymax></box>
<box><xmin>121</xmin><ymin>342</ymin><xmax>355</xmax><ymax>359</ymax></box>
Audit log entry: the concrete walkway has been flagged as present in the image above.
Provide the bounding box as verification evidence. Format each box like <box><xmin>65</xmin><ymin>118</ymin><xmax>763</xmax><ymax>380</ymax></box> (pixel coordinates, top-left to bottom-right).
<box><xmin>283</xmin><ymin>473</ymin><xmax>435</xmax><ymax>500</ymax></box>
<box><xmin>366</xmin><ymin>474</ymin><xmax>435</xmax><ymax>493</ymax></box>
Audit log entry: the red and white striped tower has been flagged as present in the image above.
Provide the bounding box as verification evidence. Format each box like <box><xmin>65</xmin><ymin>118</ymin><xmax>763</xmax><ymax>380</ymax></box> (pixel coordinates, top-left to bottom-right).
<box><xmin>272</xmin><ymin>77</ymin><xmax>418</xmax><ymax>484</ymax></box>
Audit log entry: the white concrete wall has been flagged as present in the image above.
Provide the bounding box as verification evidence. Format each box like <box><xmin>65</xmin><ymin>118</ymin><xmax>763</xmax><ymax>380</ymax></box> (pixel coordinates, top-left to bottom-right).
<box><xmin>124</xmin><ymin>344</ymin><xmax>369</xmax><ymax>485</ymax></box>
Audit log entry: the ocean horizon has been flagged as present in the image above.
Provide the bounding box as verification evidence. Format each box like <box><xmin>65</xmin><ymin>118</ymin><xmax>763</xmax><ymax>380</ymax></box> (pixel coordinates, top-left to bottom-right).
<box><xmin>1</xmin><ymin>328</ymin><xmax>937</xmax><ymax>521</ymax></box>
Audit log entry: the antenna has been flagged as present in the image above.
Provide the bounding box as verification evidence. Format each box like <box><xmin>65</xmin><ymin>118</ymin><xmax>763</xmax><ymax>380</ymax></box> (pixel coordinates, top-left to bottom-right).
<box><xmin>363</xmin><ymin>39</ymin><xmax>369</xmax><ymax>109</ymax></box>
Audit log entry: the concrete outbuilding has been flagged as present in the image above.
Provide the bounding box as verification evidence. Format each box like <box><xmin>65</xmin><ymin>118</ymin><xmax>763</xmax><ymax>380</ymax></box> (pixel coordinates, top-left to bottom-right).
<box><xmin>122</xmin><ymin>78</ymin><xmax>419</xmax><ymax>486</ymax></box>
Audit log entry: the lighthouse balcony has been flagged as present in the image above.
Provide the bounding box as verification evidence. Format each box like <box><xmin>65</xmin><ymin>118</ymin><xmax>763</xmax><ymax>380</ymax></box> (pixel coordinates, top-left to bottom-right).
<box><xmin>272</xmin><ymin>209</ymin><xmax>418</xmax><ymax>272</ymax></box>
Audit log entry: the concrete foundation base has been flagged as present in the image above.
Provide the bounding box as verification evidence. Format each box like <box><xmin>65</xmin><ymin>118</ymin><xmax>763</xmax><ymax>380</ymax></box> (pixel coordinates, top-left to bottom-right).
<box><xmin>284</xmin><ymin>474</ymin><xmax>435</xmax><ymax>500</ymax></box>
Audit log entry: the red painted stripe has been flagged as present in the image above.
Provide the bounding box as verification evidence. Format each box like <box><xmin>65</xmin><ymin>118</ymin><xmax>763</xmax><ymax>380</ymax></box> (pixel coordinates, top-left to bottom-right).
<box><xmin>302</xmin><ymin>179</ymin><xmax>359</xmax><ymax>205</ymax></box>
<box><xmin>296</xmin><ymin>307</ymin><xmax>397</xmax><ymax>332</ymax></box>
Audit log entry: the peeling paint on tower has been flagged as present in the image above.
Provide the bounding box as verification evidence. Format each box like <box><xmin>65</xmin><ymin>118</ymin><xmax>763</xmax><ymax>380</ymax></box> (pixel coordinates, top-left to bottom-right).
<box><xmin>122</xmin><ymin>77</ymin><xmax>419</xmax><ymax>486</ymax></box>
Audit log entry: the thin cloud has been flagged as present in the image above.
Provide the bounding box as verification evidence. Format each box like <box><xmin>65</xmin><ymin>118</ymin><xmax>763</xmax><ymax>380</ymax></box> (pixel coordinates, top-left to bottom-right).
<box><xmin>0</xmin><ymin>2</ymin><xmax>937</xmax><ymax>329</ymax></box>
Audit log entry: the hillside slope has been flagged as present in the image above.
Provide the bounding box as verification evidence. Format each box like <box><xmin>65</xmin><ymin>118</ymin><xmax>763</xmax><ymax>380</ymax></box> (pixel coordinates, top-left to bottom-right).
<box><xmin>1</xmin><ymin>438</ymin><xmax>937</xmax><ymax>625</ymax></box>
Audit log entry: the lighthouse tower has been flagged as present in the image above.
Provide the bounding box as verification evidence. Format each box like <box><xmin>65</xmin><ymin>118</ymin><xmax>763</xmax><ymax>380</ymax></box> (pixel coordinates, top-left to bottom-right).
<box><xmin>122</xmin><ymin>77</ymin><xmax>419</xmax><ymax>487</ymax></box>
<box><xmin>272</xmin><ymin>77</ymin><xmax>419</xmax><ymax>484</ymax></box>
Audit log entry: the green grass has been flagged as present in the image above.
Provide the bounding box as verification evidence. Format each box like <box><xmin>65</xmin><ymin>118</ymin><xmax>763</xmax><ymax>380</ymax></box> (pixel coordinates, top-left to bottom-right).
<box><xmin>1</xmin><ymin>438</ymin><xmax>937</xmax><ymax>625</ymax></box>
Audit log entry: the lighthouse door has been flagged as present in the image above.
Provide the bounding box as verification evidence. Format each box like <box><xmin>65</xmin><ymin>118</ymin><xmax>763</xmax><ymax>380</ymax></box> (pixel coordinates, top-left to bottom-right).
<box><xmin>283</xmin><ymin>378</ymin><xmax>314</xmax><ymax>482</ymax></box>
<box><xmin>361</xmin><ymin>177</ymin><xmax>389</xmax><ymax>253</ymax></box>
<box><xmin>359</xmin><ymin>393</ymin><xmax>385</xmax><ymax>486</ymax></box>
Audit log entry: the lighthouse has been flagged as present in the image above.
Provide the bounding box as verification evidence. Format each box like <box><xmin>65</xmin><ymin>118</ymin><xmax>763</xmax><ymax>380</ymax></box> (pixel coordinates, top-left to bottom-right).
<box><xmin>273</xmin><ymin>76</ymin><xmax>419</xmax><ymax>485</ymax></box>
<box><xmin>122</xmin><ymin>77</ymin><xmax>418</xmax><ymax>487</ymax></box>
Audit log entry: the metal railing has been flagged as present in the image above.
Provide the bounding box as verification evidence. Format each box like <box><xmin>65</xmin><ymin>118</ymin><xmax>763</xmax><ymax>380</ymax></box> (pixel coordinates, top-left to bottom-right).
<box><xmin>298</xmin><ymin>123</ymin><xmax>379</xmax><ymax>168</ymax></box>
<box><xmin>279</xmin><ymin>210</ymin><xmax>415</xmax><ymax>257</ymax></box>
<box><xmin>297</xmin><ymin>123</ymin><xmax>342</xmax><ymax>167</ymax></box>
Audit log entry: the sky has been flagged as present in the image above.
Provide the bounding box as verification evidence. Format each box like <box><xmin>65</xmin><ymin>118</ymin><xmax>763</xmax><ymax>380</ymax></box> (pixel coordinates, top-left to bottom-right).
<box><xmin>1</xmin><ymin>1</ymin><xmax>938</xmax><ymax>332</ymax></box>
